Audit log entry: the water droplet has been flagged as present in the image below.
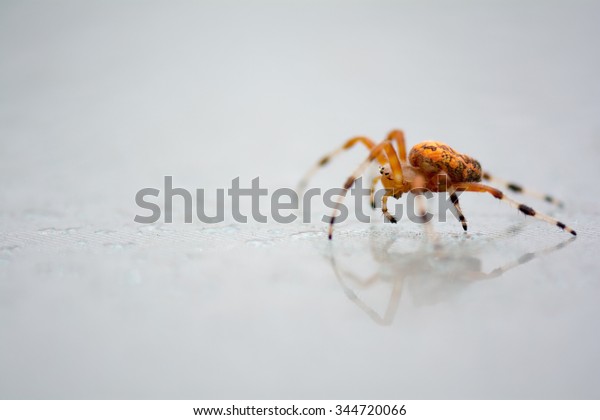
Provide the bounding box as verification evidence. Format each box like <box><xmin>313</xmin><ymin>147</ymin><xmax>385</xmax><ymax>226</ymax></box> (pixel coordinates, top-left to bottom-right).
<box><xmin>95</xmin><ymin>229</ymin><xmax>116</xmax><ymax>235</ymax></box>
<box><xmin>199</xmin><ymin>227</ymin><xmax>220</xmax><ymax>235</ymax></box>
<box><xmin>290</xmin><ymin>231</ymin><xmax>325</xmax><ymax>240</ymax></box>
<box><xmin>220</xmin><ymin>226</ymin><xmax>239</xmax><ymax>234</ymax></box>
<box><xmin>38</xmin><ymin>227</ymin><xmax>81</xmax><ymax>235</ymax></box>
<box><xmin>38</xmin><ymin>227</ymin><xmax>62</xmax><ymax>235</ymax></box>
<box><xmin>246</xmin><ymin>239</ymin><xmax>274</xmax><ymax>247</ymax></box>
<box><xmin>104</xmin><ymin>242</ymin><xmax>135</xmax><ymax>250</ymax></box>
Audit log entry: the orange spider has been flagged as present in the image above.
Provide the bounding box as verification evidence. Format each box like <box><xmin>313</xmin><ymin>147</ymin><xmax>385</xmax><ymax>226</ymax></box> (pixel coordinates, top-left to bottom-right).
<box><xmin>298</xmin><ymin>129</ymin><xmax>577</xmax><ymax>240</ymax></box>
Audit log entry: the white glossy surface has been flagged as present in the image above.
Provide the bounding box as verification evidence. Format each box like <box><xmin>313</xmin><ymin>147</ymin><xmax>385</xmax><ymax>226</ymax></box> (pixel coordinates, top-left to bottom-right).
<box><xmin>1</xmin><ymin>1</ymin><xmax>599</xmax><ymax>399</ymax></box>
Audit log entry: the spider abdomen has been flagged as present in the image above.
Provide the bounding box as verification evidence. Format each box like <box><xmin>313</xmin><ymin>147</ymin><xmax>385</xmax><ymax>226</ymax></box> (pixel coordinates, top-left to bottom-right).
<box><xmin>408</xmin><ymin>141</ymin><xmax>482</xmax><ymax>182</ymax></box>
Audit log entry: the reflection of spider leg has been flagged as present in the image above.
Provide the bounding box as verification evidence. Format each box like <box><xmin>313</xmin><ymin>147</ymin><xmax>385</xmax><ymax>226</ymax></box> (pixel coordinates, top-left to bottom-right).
<box><xmin>332</xmin><ymin>237</ymin><xmax>394</xmax><ymax>288</ymax></box>
<box><xmin>327</xmin><ymin>222</ymin><xmax>575</xmax><ymax>326</ymax></box>
<box><xmin>297</xmin><ymin>136</ymin><xmax>387</xmax><ymax>193</ymax></box>
<box><xmin>336</xmin><ymin>269</ymin><xmax>380</xmax><ymax>288</ymax></box>
<box><xmin>328</xmin><ymin>250</ymin><xmax>404</xmax><ymax>326</ymax></box>
<box><xmin>447</xmin><ymin>186</ymin><xmax>468</xmax><ymax>232</ymax></box>
<box><xmin>452</xmin><ymin>183</ymin><xmax>576</xmax><ymax>236</ymax></box>
<box><xmin>369</xmin><ymin>235</ymin><xmax>398</xmax><ymax>260</ymax></box>
<box><xmin>342</xmin><ymin>277</ymin><xmax>403</xmax><ymax>326</ymax></box>
<box><xmin>380</xmin><ymin>280</ymin><xmax>403</xmax><ymax>326</ymax></box>
<box><xmin>470</xmin><ymin>237</ymin><xmax>576</xmax><ymax>281</ymax></box>
<box><xmin>482</xmin><ymin>172</ymin><xmax>564</xmax><ymax>208</ymax></box>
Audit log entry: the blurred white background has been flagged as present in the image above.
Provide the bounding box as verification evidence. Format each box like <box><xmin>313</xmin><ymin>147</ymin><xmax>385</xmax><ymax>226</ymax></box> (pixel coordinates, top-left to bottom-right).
<box><xmin>1</xmin><ymin>0</ymin><xmax>599</xmax><ymax>399</ymax></box>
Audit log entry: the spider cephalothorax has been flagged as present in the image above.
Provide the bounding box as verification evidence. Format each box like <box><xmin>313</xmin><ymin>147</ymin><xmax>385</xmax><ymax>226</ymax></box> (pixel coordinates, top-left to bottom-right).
<box><xmin>298</xmin><ymin>129</ymin><xmax>576</xmax><ymax>239</ymax></box>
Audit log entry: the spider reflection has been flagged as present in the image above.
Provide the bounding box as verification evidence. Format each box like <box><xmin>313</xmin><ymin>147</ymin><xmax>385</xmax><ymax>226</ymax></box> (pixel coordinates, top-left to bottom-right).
<box><xmin>327</xmin><ymin>226</ymin><xmax>575</xmax><ymax>326</ymax></box>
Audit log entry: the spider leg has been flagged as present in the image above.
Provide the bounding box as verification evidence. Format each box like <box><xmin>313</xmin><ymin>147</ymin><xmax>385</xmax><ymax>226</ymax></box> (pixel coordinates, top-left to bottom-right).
<box><xmin>448</xmin><ymin>186</ymin><xmax>468</xmax><ymax>232</ymax></box>
<box><xmin>297</xmin><ymin>136</ymin><xmax>387</xmax><ymax>193</ymax></box>
<box><xmin>370</xmin><ymin>175</ymin><xmax>382</xmax><ymax>209</ymax></box>
<box><xmin>412</xmin><ymin>175</ymin><xmax>441</xmax><ymax>248</ymax></box>
<box><xmin>382</xmin><ymin>190</ymin><xmax>399</xmax><ymax>223</ymax></box>
<box><xmin>482</xmin><ymin>172</ymin><xmax>564</xmax><ymax>207</ymax></box>
<box><xmin>328</xmin><ymin>139</ymin><xmax>403</xmax><ymax>239</ymax></box>
<box><xmin>328</xmin><ymin>245</ymin><xmax>404</xmax><ymax>326</ymax></box>
<box><xmin>452</xmin><ymin>182</ymin><xmax>576</xmax><ymax>236</ymax></box>
<box><xmin>469</xmin><ymin>236</ymin><xmax>576</xmax><ymax>281</ymax></box>
<box><xmin>386</xmin><ymin>129</ymin><xmax>407</xmax><ymax>161</ymax></box>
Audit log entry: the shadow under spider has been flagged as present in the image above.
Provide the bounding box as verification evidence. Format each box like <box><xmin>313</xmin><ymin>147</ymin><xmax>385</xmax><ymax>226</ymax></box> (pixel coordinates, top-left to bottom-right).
<box><xmin>326</xmin><ymin>224</ymin><xmax>576</xmax><ymax>326</ymax></box>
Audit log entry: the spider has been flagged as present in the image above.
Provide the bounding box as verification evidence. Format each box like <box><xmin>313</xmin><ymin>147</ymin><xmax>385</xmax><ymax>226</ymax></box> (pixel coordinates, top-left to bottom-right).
<box><xmin>298</xmin><ymin>129</ymin><xmax>577</xmax><ymax>239</ymax></box>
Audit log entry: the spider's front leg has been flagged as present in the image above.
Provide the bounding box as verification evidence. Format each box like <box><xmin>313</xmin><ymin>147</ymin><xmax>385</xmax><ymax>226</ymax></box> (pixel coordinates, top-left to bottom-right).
<box><xmin>297</xmin><ymin>136</ymin><xmax>387</xmax><ymax>193</ymax></box>
<box><xmin>386</xmin><ymin>129</ymin><xmax>408</xmax><ymax>161</ymax></box>
<box><xmin>370</xmin><ymin>176</ymin><xmax>382</xmax><ymax>209</ymax></box>
<box><xmin>411</xmin><ymin>176</ymin><xmax>441</xmax><ymax>249</ymax></box>
<box><xmin>381</xmin><ymin>190</ymin><xmax>399</xmax><ymax>224</ymax></box>
<box><xmin>328</xmin><ymin>140</ymin><xmax>404</xmax><ymax>239</ymax></box>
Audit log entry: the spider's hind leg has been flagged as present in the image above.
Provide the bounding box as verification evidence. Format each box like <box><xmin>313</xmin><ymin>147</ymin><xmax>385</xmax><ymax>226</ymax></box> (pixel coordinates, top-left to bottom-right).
<box><xmin>482</xmin><ymin>172</ymin><xmax>564</xmax><ymax>208</ymax></box>
<box><xmin>452</xmin><ymin>183</ymin><xmax>576</xmax><ymax>236</ymax></box>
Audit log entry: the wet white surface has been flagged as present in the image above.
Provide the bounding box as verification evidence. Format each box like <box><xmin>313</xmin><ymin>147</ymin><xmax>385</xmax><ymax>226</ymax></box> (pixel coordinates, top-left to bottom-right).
<box><xmin>1</xmin><ymin>1</ymin><xmax>600</xmax><ymax>399</ymax></box>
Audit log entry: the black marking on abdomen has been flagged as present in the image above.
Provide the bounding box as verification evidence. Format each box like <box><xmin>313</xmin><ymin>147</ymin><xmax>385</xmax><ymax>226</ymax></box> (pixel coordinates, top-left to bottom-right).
<box><xmin>450</xmin><ymin>193</ymin><xmax>459</xmax><ymax>205</ymax></box>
